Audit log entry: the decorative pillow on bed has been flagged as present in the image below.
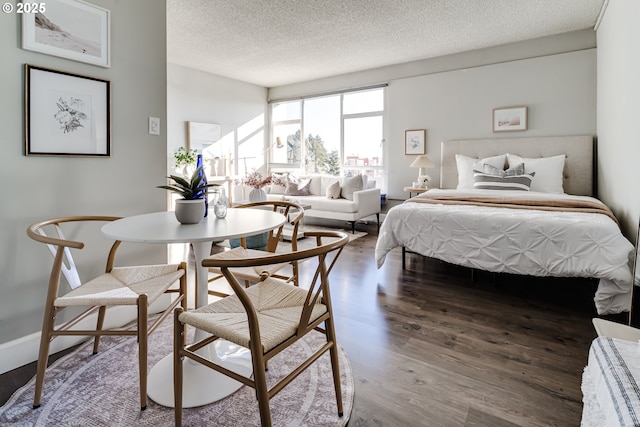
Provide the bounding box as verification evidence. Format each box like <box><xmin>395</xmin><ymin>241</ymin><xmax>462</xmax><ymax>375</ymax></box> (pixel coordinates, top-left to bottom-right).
<box><xmin>455</xmin><ymin>154</ymin><xmax>506</xmax><ymax>190</ymax></box>
<box><xmin>473</xmin><ymin>169</ymin><xmax>536</xmax><ymax>191</ymax></box>
<box><xmin>506</xmin><ymin>153</ymin><xmax>565</xmax><ymax>193</ymax></box>
<box><xmin>482</xmin><ymin>162</ymin><xmax>525</xmax><ymax>177</ymax></box>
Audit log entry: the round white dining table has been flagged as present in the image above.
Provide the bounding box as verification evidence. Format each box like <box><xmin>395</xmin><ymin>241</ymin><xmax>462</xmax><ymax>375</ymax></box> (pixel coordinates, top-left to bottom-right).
<box><xmin>102</xmin><ymin>209</ymin><xmax>285</xmax><ymax>408</ymax></box>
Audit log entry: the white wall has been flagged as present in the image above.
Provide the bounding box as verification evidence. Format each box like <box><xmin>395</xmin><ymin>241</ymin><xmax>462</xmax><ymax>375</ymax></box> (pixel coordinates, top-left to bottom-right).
<box><xmin>386</xmin><ymin>50</ymin><xmax>596</xmax><ymax>198</ymax></box>
<box><xmin>0</xmin><ymin>0</ymin><xmax>168</xmax><ymax>370</ymax></box>
<box><xmin>167</xmin><ymin>63</ymin><xmax>267</xmax><ymax>177</ymax></box>
<box><xmin>596</xmin><ymin>0</ymin><xmax>640</xmax><ymax>239</ymax></box>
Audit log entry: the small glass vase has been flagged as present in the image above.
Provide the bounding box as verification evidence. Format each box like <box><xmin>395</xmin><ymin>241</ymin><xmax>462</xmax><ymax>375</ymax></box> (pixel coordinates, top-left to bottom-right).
<box><xmin>213</xmin><ymin>188</ymin><xmax>228</xmax><ymax>219</ymax></box>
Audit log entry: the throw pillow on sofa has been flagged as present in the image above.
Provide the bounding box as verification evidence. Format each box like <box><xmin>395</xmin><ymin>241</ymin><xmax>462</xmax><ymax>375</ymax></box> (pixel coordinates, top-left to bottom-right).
<box><xmin>326</xmin><ymin>180</ymin><xmax>341</xmax><ymax>199</ymax></box>
<box><xmin>285</xmin><ymin>177</ymin><xmax>310</xmax><ymax>196</ymax></box>
<box><xmin>341</xmin><ymin>175</ymin><xmax>363</xmax><ymax>200</ymax></box>
<box><xmin>269</xmin><ymin>173</ymin><xmax>288</xmax><ymax>194</ymax></box>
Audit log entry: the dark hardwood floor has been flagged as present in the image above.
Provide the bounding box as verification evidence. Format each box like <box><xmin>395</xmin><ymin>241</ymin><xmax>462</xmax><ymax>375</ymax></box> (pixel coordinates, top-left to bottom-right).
<box><xmin>1</xmin><ymin>201</ymin><xmax>609</xmax><ymax>426</ymax></box>
<box><xmin>333</xmin><ymin>230</ymin><xmax>598</xmax><ymax>426</ymax></box>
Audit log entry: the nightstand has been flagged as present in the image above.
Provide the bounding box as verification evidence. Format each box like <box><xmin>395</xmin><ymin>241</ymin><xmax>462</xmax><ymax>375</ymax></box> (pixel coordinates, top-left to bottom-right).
<box><xmin>404</xmin><ymin>186</ymin><xmax>428</xmax><ymax>198</ymax></box>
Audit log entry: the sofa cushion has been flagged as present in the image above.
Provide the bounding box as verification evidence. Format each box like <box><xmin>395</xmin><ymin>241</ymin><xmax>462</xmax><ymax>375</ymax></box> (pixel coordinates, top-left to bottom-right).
<box><xmin>326</xmin><ymin>180</ymin><xmax>341</xmax><ymax>199</ymax></box>
<box><xmin>340</xmin><ymin>175</ymin><xmax>363</xmax><ymax>200</ymax></box>
<box><xmin>297</xmin><ymin>175</ymin><xmax>321</xmax><ymax>196</ymax></box>
<box><xmin>285</xmin><ymin>178</ymin><xmax>310</xmax><ymax>196</ymax></box>
<box><xmin>320</xmin><ymin>176</ymin><xmax>339</xmax><ymax>195</ymax></box>
<box><xmin>303</xmin><ymin>196</ymin><xmax>359</xmax><ymax>213</ymax></box>
<box><xmin>269</xmin><ymin>173</ymin><xmax>288</xmax><ymax>194</ymax></box>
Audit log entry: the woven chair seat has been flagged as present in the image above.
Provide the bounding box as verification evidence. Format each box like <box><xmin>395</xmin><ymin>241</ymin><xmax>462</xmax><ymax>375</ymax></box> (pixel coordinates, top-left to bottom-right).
<box><xmin>180</xmin><ymin>277</ymin><xmax>327</xmax><ymax>352</ymax></box>
<box><xmin>55</xmin><ymin>264</ymin><xmax>184</xmax><ymax>307</ymax></box>
<box><xmin>208</xmin><ymin>247</ymin><xmax>289</xmax><ymax>283</ymax></box>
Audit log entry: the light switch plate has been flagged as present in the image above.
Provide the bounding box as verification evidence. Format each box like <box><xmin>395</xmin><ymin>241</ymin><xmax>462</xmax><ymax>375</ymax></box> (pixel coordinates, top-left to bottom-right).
<box><xmin>149</xmin><ymin>117</ymin><xmax>160</xmax><ymax>135</ymax></box>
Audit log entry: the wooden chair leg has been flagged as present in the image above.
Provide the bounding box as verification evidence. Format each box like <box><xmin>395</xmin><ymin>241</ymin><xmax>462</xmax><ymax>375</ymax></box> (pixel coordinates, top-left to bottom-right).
<box><xmin>325</xmin><ymin>317</ymin><xmax>344</xmax><ymax>417</ymax></box>
<box><xmin>179</xmin><ymin>262</ymin><xmax>187</xmax><ymax>311</ymax></box>
<box><xmin>33</xmin><ymin>306</ymin><xmax>55</xmax><ymax>409</ymax></box>
<box><xmin>251</xmin><ymin>346</ymin><xmax>272</xmax><ymax>427</ymax></box>
<box><xmin>138</xmin><ymin>295</ymin><xmax>148</xmax><ymax>410</ymax></box>
<box><xmin>93</xmin><ymin>306</ymin><xmax>106</xmax><ymax>354</ymax></box>
<box><xmin>292</xmin><ymin>260</ymin><xmax>299</xmax><ymax>287</ymax></box>
<box><xmin>174</xmin><ymin>308</ymin><xmax>185</xmax><ymax>427</ymax></box>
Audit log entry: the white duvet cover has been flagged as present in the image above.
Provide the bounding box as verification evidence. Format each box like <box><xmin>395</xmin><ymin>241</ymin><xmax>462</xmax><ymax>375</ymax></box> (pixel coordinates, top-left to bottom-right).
<box><xmin>375</xmin><ymin>189</ymin><xmax>634</xmax><ymax>315</ymax></box>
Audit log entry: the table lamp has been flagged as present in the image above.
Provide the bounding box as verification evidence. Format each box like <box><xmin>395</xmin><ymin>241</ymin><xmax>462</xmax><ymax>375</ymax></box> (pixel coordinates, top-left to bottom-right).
<box><xmin>410</xmin><ymin>155</ymin><xmax>435</xmax><ymax>188</ymax></box>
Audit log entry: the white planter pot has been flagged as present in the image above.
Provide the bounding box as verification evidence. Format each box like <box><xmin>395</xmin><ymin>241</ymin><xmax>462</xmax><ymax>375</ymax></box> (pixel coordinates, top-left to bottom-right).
<box><xmin>174</xmin><ymin>199</ymin><xmax>205</xmax><ymax>224</ymax></box>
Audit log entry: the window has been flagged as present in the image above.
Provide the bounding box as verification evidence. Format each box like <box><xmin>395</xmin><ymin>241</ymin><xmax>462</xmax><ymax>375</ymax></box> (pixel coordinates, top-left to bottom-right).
<box><xmin>271</xmin><ymin>101</ymin><xmax>301</xmax><ymax>165</ymax></box>
<box><xmin>342</xmin><ymin>89</ymin><xmax>384</xmax><ymax>185</ymax></box>
<box><xmin>303</xmin><ymin>95</ymin><xmax>340</xmax><ymax>174</ymax></box>
<box><xmin>269</xmin><ymin>86</ymin><xmax>385</xmax><ymax>185</ymax></box>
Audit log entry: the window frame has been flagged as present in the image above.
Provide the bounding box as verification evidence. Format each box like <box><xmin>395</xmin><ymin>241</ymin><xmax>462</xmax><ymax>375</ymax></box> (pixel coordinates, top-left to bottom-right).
<box><xmin>268</xmin><ymin>86</ymin><xmax>386</xmax><ymax>182</ymax></box>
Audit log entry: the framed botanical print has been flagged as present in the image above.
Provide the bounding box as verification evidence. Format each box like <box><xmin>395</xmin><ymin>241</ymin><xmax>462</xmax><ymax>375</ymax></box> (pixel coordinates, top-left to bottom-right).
<box><xmin>405</xmin><ymin>129</ymin><xmax>426</xmax><ymax>155</ymax></box>
<box><xmin>25</xmin><ymin>64</ymin><xmax>111</xmax><ymax>157</ymax></box>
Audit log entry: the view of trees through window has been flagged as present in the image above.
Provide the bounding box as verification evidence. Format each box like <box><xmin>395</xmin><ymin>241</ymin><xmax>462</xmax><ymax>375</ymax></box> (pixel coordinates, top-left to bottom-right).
<box><xmin>270</xmin><ymin>87</ymin><xmax>384</xmax><ymax>185</ymax></box>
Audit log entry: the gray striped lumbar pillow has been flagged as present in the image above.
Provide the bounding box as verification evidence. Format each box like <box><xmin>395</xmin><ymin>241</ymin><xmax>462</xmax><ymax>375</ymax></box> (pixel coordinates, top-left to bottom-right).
<box><xmin>473</xmin><ymin>169</ymin><xmax>536</xmax><ymax>191</ymax></box>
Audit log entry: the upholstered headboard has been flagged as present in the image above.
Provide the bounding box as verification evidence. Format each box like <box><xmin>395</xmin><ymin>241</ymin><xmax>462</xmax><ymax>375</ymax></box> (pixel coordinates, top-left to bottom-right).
<box><xmin>440</xmin><ymin>135</ymin><xmax>595</xmax><ymax>196</ymax></box>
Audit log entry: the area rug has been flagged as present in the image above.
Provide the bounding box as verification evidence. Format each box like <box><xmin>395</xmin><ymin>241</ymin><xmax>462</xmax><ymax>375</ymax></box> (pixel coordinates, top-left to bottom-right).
<box><xmin>0</xmin><ymin>318</ymin><xmax>354</xmax><ymax>426</ymax></box>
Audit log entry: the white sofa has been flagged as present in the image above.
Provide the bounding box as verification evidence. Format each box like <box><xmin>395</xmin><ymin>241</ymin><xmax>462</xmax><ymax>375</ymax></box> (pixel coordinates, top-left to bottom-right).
<box><xmin>265</xmin><ymin>174</ymin><xmax>381</xmax><ymax>233</ymax></box>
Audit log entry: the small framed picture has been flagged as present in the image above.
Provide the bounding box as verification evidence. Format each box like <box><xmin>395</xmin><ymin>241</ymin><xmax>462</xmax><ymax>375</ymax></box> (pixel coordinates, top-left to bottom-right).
<box><xmin>405</xmin><ymin>129</ymin><xmax>426</xmax><ymax>155</ymax></box>
<box><xmin>25</xmin><ymin>64</ymin><xmax>111</xmax><ymax>157</ymax></box>
<box><xmin>493</xmin><ymin>106</ymin><xmax>528</xmax><ymax>132</ymax></box>
<box><xmin>22</xmin><ymin>0</ymin><xmax>110</xmax><ymax>68</ymax></box>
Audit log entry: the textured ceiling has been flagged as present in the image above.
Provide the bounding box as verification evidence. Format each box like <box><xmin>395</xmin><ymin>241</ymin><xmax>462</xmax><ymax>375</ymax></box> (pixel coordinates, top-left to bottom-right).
<box><xmin>167</xmin><ymin>0</ymin><xmax>605</xmax><ymax>88</ymax></box>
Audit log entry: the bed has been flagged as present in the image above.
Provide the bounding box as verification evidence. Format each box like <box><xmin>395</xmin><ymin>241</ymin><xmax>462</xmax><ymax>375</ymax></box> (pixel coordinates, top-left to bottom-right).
<box><xmin>375</xmin><ymin>135</ymin><xmax>634</xmax><ymax>315</ymax></box>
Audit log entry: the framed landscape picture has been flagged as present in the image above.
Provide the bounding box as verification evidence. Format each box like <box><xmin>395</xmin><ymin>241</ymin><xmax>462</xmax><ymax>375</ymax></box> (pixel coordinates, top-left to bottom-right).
<box><xmin>25</xmin><ymin>64</ymin><xmax>111</xmax><ymax>157</ymax></box>
<box><xmin>493</xmin><ymin>106</ymin><xmax>528</xmax><ymax>132</ymax></box>
<box><xmin>405</xmin><ymin>129</ymin><xmax>426</xmax><ymax>155</ymax></box>
<box><xmin>22</xmin><ymin>0</ymin><xmax>110</xmax><ymax>67</ymax></box>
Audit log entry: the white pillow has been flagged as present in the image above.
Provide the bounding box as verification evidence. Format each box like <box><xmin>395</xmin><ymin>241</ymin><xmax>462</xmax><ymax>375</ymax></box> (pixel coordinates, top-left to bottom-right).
<box><xmin>284</xmin><ymin>178</ymin><xmax>310</xmax><ymax>196</ymax></box>
<box><xmin>269</xmin><ymin>173</ymin><xmax>287</xmax><ymax>194</ymax></box>
<box><xmin>455</xmin><ymin>154</ymin><xmax>506</xmax><ymax>189</ymax></box>
<box><xmin>326</xmin><ymin>180</ymin><xmax>341</xmax><ymax>199</ymax></box>
<box><xmin>506</xmin><ymin>153</ymin><xmax>566</xmax><ymax>193</ymax></box>
<box><xmin>340</xmin><ymin>174</ymin><xmax>363</xmax><ymax>200</ymax></box>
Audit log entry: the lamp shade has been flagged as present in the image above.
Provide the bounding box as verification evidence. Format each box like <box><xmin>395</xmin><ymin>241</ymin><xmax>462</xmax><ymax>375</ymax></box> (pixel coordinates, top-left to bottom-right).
<box><xmin>410</xmin><ymin>155</ymin><xmax>434</xmax><ymax>168</ymax></box>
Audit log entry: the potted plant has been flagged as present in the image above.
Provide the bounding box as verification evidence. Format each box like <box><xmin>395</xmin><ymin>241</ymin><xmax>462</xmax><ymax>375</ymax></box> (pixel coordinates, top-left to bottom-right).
<box><xmin>173</xmin><ymin>147</ymin><xmax>198</xmax><ymax>177</ymax></box>
<box><xmin>157</xmin><ymin>166</ymin><xmax>219</xmax><ymax>224</ymax></box>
